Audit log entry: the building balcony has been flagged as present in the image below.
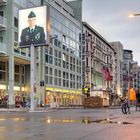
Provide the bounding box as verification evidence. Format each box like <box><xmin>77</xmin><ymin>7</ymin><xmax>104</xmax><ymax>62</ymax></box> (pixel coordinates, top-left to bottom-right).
<box><xmin>0</xmin><ymin>0</ymin><xmax>7</xmax><ymax>6</ymax></box>
<box><xmin>0</xmin><ymin>42</ymin><xmax>7</xmax><ymax>54</ymax></box>
<box><xmin>0</xmin><ymin>16</ymin><xmax>7</xmax><ymax>30</ymax></box>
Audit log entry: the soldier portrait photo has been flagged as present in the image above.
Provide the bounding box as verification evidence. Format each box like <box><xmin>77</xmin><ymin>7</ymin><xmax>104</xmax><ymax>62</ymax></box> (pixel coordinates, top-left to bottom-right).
<box><xmin>19</xmin><ymin>6</ymin><xmax>47</xmax><ymax>47</ymax></box>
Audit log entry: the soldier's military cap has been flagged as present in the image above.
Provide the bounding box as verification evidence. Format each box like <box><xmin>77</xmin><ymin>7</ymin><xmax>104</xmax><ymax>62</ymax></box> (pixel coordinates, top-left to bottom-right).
<box><xmin>28</xmin><ymin>11</ymin><xmax>36</xmax><ymax>18</ymax></box>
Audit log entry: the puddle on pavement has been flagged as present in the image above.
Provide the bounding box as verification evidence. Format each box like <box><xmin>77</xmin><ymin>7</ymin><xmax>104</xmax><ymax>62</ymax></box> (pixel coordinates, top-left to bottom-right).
<box><xmin>45</xmin><ymin>118</ymin><xmax>81</xmax><ymax>124</ymax></box>
<box><xmin>0</xmin><ymin>116</ymin><xmax>133</xmax><ymax>125</ymax></box>
<box><xmin>82</xmin><ymin>118</ymin><xmax>133</xmax><ymax>125</ymax></box>
<box><xmin>44</xmin><ymin>117</ymin><xmax>133</xmax><ymax>125</ymax></box>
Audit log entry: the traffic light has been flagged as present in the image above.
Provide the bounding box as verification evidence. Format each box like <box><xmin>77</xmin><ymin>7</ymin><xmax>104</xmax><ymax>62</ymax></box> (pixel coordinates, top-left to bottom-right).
<box><xmin>87</xmin><ymin>88</ymin><xmax>90</xmax><ymax>97</ymax></box>
<box><xmin>40</xmin><ymin>80</ymin><xmax>45</xmax><ymax>87</ymax></box>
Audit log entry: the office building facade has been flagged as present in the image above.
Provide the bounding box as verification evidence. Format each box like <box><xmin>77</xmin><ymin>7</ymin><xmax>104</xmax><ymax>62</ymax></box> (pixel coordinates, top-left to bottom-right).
<box><xmin>0</xmin><ymin>0</ymin><xmax>83</xmax><ymax>107</ymax></box>
<box><xmin>82</xmin><ymin>22</ymin><xmax>115</xmax><ymax>96</ymax></box>
<box><xmin>110</xmin><ymin>42</ymin><xmax>124</xmax><ymax>96</ymax></box>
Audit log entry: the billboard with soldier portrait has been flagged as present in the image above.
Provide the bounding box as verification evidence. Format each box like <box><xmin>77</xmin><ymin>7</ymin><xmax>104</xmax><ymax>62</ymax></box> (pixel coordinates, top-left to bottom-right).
<box><xmin>18</xmin><ymin>6</ymin><xmax>47</xmax><ymax>47</ymax></box>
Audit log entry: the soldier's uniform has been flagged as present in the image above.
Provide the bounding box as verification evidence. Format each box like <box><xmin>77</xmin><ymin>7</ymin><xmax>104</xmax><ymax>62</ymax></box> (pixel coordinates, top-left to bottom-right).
<box><xmin>19</xmin><ymin>11</ymin><xmax>46</xmax><ymax>47</ymax></box>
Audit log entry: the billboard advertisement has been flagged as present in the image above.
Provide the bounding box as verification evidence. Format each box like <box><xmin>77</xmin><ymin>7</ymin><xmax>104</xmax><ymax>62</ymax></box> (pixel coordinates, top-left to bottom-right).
<box><xmin>18</xmin><ymin>6</ymin><xmax>47</xmax><ymax>47</ymax></box>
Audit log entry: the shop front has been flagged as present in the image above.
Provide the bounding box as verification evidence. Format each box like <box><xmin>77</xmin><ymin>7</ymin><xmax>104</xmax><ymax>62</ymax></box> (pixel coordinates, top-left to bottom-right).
<box><xmin>45</xmin><ymin>87</ymin><xmax>83</xmax><ymax>108</ymax></box>
<box><xmin>0</xmin><ymin>84</ymin><xmax>27</xmax><ymax>108</ymax></box>
<box><xmin>0</xmin><ymin>85</ymin><xmax>7</xmax><ymax>108</ymax></box>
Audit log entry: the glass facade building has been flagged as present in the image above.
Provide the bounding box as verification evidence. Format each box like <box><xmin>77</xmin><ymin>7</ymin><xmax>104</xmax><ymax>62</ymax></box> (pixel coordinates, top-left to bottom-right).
<box><xmin>44</xmin><ymin>1</ymin><xmax>83</xmax><ymax>107</ymax></box>
<box><xmin>0</xmin><ymin>0</ymin><xmax>83</xmax><ymax>108</ymax></box>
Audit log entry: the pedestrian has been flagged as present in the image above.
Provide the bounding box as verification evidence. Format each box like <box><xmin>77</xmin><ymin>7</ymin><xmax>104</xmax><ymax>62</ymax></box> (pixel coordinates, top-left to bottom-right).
<box><xmin>130</xmin><ymin>88</ymin><xmax>136</xmax><ymax>106</ymax></box>
<box><xmin>19</xmin><ymin>11</ymin><xmax>46</xmax><ymax>47</ymax></box>
<box><xmin>22</xmin><ymin>96</ymin><xmax>26</xmax><ymax>108</ymax></box>
<box><xmin>121</xmin><ymin>95</ymin><xmax>130</xmax><ymax>114</ymax></box>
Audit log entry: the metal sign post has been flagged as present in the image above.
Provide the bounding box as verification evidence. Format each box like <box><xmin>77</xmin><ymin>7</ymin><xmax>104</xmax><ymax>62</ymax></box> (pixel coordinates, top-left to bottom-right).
<box><xmin>30</xmin><ymin>44</ymin><xmax>35</xmax><ymax>111</ymax></box>
<box><xmin>18</xmin><ymin>6</ymin><xmax>49</xmax><ymax>111</ymax></box>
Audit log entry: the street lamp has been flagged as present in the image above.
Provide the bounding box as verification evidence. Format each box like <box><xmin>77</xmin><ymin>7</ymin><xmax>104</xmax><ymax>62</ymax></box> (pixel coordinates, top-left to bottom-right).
<box><xmin>128</xmin><ymin>13</ymin><xmax>140</xmax><ymax>18</ymax></box>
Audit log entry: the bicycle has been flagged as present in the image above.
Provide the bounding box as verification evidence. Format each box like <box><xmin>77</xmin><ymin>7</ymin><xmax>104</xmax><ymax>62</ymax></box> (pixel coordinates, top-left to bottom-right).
<box><xmin>121</xmin><ymin>98</ymin><xmax>130</xmax><ymax>114</ymax></box>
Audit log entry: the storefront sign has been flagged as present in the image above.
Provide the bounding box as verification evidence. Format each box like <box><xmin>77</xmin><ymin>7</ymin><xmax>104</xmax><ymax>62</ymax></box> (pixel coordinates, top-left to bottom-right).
<box><xmin>63</xmin><ymin>90</ymin><xmax>69</xmax><ymax>93</ymax></box>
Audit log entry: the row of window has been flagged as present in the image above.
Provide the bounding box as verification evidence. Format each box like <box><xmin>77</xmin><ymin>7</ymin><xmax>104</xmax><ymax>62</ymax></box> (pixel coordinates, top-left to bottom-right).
<box><xmin>50</xmin><ymin>31</ymin><xmax>81</xmax><ymax>57</ymax></box>
<box><xmin>14</xmin><ymin>0</ymin><xmax>40</xmax><ymax>10</ymax></box>
<box><xmin>46</xmin><ymin>54</ymin><xmax>81</xmax><ymax>73</ymax></box>
<box><xmin>0</xmin><ymin>71</ymin><xmax>6</xmax><ymax>82</ymax></box>
<box><xmin>50</xmin><ymin>17</ymin><xmax>80</xmax><ymax>43</ymax></box>
<box><xmin>50</xmin><ymin>8</ymin><xmax>81</xmax><ymax>35</ymax></box>
<box><xmin>0</xmin><ymin>61</ymin><xmax>6</xmax><ymax>81</ymax></box>
<box><xmin>45</xmin><ymin>76</ymin><xmax>81</xmax><ymax>88</ymax></box>
<box><xmin>48</xmin><ymin>36</ymin><xmax>81</xmax><ymax>58</ymax></box>
<box><xmin>14</xmin><ymin>65</ymin><xmax>25</xmax><ymax>84</ymax></box>
<box><xmin>85</xmin><ymin>39</ymin><xmax>111</xmax><ymax>64</ymax></box>
<box><xmin>45</xmin><ymin>66</ymin><xmax>81</xmax><ymax>81</ymax></box>
<box><xmin>0</xmin><ymin>62</ymin><xmax>25</xmax><ymax>84</ymax></box>
<box><xmin>85</xmin><ymin>30</ymin><xmax>110</xmax><ymax>53</ymax></box>
<box><xmin>0</xmin><ymin>61</ymin><xmax>82</xmax><ymax>88</ymax></box>
<box><xmin>46</xmin><ymin>46</ymin><xmax>81</xmax><ymax>65</ymax></box>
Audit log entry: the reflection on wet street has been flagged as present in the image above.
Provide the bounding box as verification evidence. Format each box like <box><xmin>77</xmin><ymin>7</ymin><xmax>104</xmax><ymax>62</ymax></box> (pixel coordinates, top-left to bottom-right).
<box><xmin>0</xmin><ymin>115</ymin><xmax>132</xmax><ymax>125</ymax></box>
<box><xmin>82</xmin><ymin>117</ymin><xmax>133</xmax><ymax>125</ymax></box>
<box><xmin>0</xmin><ymin>108</ymin><xmax>135</xmax><ymax>140</ymax></box>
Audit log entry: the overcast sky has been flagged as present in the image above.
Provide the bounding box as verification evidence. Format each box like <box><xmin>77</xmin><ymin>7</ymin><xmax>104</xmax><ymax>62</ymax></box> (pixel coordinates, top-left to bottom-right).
<box><xmin>82</xmin><ymin>0</ymin><xmax>140</xmax><ymax>64</ymax></box>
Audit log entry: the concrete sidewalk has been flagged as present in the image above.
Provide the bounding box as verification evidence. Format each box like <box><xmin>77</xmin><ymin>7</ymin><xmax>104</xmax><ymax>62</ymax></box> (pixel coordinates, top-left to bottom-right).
<box><xmin>0</xmin><ymin>105</ymin><xmax>135</xmax><ymax>113</ymax></box>
<box><xmin>0</xmin><ymin>107</ymin><xmax>49</xmax><ymax>112</ymax></box>
<box><xmin>0</xmin><ymin>106</ymin><xmax>84</xmax><ymax>112</ymax></box>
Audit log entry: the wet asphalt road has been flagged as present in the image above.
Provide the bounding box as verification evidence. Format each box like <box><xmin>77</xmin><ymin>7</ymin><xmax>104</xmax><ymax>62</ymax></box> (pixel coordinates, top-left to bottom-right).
<box><xmin>0</xmin><ymin>108</ymin><xmax>140</xmax><ymax>140</ymax></box>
